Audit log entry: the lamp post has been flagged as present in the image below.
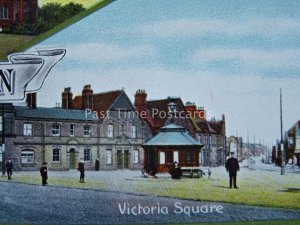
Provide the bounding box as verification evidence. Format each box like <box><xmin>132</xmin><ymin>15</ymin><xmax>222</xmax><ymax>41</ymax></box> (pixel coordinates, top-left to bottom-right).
<box><xmin>280</xmin><ymin>88</ymin><xmax>285</xmax><ymax>175</ymax></box>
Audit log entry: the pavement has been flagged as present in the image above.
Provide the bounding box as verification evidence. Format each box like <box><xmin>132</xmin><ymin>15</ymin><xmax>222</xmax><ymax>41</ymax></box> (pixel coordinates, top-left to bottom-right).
<box><xmin>0</xmin><ymin>181</ymin><xmax>300</xmax><ymax>225</ymax></box>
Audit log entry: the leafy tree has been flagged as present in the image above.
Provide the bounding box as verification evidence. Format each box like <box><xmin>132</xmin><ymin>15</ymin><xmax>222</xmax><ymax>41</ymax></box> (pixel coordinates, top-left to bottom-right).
<box><xmin>12</xmin><ymin>2</ymin><xmax>85</xmax><ymax>35</ymax></box>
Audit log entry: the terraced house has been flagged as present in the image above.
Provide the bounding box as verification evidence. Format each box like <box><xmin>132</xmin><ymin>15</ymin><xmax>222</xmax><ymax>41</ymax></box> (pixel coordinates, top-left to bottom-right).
<box><xmin>0</xmin><ymin>0</ymin><xmax>38</xmax><ymax>28</ymax></box>
<box><xmin>0</xmin><ymin>85</ymin><xmax>152</xmax><ymax>171</ymax></box>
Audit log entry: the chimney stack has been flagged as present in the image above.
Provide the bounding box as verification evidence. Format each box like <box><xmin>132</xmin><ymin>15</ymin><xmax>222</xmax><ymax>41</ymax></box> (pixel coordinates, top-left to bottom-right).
<box><xmin>185</xmin><ymin>102</ymin><xmax>197</xmax><ymax>117</ymax></box>
<box><xmin>82</xmin><ymin>84</ymin><xmax>93</xmax><ymax>110</ymax></box>
<box><xmin>26</xmin><ymin>93</ymin><xmax>37</xmax><ymax>109</ymax></box>
<box><xmin>62</xmin><ymin>87</ymin><xmax>73</xmax><ymax>109</ymax></box>
<box><xmin>134</xmin><ymin>89</ymin><xmax>147</xmax><ymax>112</ymax></box>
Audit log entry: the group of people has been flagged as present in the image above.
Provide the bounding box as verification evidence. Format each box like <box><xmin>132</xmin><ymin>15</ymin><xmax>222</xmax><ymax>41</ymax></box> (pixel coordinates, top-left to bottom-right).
<box><xmin>39</xmin><ymin>158</ymin><xmax>86</xmax><ymax>186</ymax></box>
<box><xmin>4</xmin><ymin>154</ymin><xmax>239</xmax><ymax>189</ymax></box>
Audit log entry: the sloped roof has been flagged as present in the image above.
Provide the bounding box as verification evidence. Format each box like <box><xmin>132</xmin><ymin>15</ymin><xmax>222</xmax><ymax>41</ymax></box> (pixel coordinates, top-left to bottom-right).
<box><xmin>143</xmin><ymin>124</ymin><xmax>201</xmax><ymax>146</ymax></box>
<box><xmin>15</xmin><ymin>106</ymin><xmax>95</xmax><ymax>121</ymax></box>
<box><xmin>142</xmin><ymin>97</ymin><xmax>195</xmax><ymax>135</ymax></box>
<box><xmin>72</xmin><ymin>90</ymin><xmax>124</xmax><ymax>112</ymax></box>
<box><xmin>192</xmin><ymin>117</ymin><xmax>224</xmax><ymax>135</ymax></box>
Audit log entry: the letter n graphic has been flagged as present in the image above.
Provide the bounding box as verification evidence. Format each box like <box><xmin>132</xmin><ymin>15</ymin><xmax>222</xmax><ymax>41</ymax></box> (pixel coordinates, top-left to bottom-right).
<box><xmin>0</xmin><ymin>69</ymin><xmax>15</xmax><ymax>95</ymax></box>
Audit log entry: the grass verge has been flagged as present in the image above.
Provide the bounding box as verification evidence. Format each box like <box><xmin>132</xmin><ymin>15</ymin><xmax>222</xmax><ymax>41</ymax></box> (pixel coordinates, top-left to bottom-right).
<box><xmin>2</xmin><ymin>168</ymin><xmax>300</xmax><ymax>210</ymax></box>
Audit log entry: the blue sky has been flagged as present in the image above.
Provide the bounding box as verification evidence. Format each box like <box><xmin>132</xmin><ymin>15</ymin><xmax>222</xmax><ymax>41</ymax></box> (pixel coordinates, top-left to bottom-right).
<box><xmin>32</xmin><ymin>0</ymin><xmax>300</xmax><ymax>147</ymax></box>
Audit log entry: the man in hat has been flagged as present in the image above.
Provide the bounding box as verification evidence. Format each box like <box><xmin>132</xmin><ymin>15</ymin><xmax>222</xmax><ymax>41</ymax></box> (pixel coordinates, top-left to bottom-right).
<box><xmin>40</xmin><ymin>162</ymin><xmax>48</xmax><ymax>186</ymax></box>
<box><xmin>226</xmin><ymin>152</ymin><xmax>240</xmax><ymax>189</ymax></box>
<box><xmin>5</xmin><ymin>158</ymin><xmax>13</xmax><ymax>180</ymax></box>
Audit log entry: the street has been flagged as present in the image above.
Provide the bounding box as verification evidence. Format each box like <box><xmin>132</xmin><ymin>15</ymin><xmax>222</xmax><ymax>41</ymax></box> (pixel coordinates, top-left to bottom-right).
<box><xmin>0</xmin><ymin>181</ymin><xmax>299</xmax><ymax>224</ymax></box>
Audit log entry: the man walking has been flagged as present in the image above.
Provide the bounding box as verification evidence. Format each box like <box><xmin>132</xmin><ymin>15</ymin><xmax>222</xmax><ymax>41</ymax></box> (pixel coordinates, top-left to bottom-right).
<box><xmin>226</xmin><ymin>152</ymin><xmax>240</xmax><ymax>189</ymax></box>
<box><xmin>5</xmin><ymin>158</ymin><xmax>13</xmax><ymax>180</ymax></box>
<box><xmin>78</xmin><ymin>158</ymin><xmax>85</xmax><ymax>183</ymax></box>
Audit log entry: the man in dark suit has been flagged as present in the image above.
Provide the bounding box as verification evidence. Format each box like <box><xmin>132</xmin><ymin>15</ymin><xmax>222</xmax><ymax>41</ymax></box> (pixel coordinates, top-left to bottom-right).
<box><xmin>5</xmin><ymin>158</ymin><xmax>13</xmax><ymax>180</ymax></box>
<box><xmin>78</xmin><ymin>158</ymin><xmax>85</xmax><ymax>183</ymax></box>
<box><xmin>226</xmin><ymin>152</ymin><xmax>240</xmax><ymax>189</ymax></box>
<box><xmin>40</xmin><ymin>162</ymin><xmax>48</xmax><ymax>186</ymax></box>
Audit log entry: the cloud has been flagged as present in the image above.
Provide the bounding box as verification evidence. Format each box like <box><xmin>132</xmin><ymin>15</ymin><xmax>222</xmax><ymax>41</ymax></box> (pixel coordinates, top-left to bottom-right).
<box><xmin>65</xmin><ymin>43</ymin><xmax>157</xmax><ymax>63</ymax></box>
<box><xmin>192</xmin><ymin>48</ymin><xmax>300</xmax><ymax>70</ymax></box>
<box><xmin>139</xmin><ymin>17</ymin><xmax>300</xmax><ymax>38</ymax></box>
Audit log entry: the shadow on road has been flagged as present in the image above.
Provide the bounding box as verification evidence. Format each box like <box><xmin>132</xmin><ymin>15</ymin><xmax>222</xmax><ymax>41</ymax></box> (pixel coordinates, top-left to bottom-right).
<box><xmin>278</xmin><ymin>188</ymin><xmax>300</xmax><ymax>193</ymax></box>
<box><xmin>212</xmin><ymin>185</ymin><xmax>230</xmax><ymax>189</ymax></box>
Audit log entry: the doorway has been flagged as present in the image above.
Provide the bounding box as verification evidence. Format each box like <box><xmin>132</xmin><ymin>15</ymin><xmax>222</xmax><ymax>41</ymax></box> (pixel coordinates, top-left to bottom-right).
<box><xmin>69</xmin><ymin>148</ymin><xmax>76</xmax><ymax>169</ymax></box>
<box><xmin>147</xmin><ymin>150</ymin><xmax>156</xmax><ymax>171</ymax></box>
<box><xmin>124</xmin><ymin>150</ymin><xmax>129</xmax><ymax>169</ymax></box>
<box><xmin>117</xmin><ymin>150</ymin><xmax>130</xmax><ymax>169</ymax></box>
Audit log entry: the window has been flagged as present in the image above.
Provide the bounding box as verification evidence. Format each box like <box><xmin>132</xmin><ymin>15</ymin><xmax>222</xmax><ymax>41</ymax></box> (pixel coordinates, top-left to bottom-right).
<box><xmin>186</xmin><ymin>151</ymin><xmax>192</xmax><ymax>164</ymax></box>
<box><xmin>84</xmin><ymin>148</ymin><xmax>91</xmax><ymax>161</ymax></box>
<box><xmin>84</xmin><ymin>125</ymin><xmax>90</xmax><ymax>136</ymax></box>
<box><xmin>0</xmin><ymin>116</ymin><xmax>2</xmax><ymax>131</ymax></box>
<box><xmin>174</xmin><ymin>151</ymin><xmax>179</xmax><ymax>163</ymax></box>
<box><xmin>107</xmin><ymin>124</ymin><xmax>113</xmax><ymax>138</ymax></box>
<box><xmin>133</xmin><ymin>150</ymin><xmax>139</xmax><ymax>164</ymax></box>
<box><xmin>53</xmin><ymin>148</ymin><xmax>60</xmax><ymax>162</ymax></box>
<box><xmin>52</xmin><ymin>123</ymin><xmax>60</xmax><ymax>136</ymax></box>
<box><xmin>70</xmin><ymin>124</ymin><xmax>75</xmax><ymax>136</ymax></box>
<box><xmin>105</xmin><ymin>150</ymin><xmax>112</xmax><ymax>164</ymax></box>
<box><xmin>23</xmin><ymin>123</ymin><xmax>32</xmax><ymax>136</ymax></box>
<box><xmin>0</xmin><ymin>6</ymin><xmax>9</xmax><ymax>19</ymax></box>
<box><xmin>130</xmin><ymin>125</ymin><xmax>137</xmax><ymax>138</ymax></box>
<box><xmin>159</xmin><ymin>152</ymin><xmax>165</xmax><ymax>165</ymax></box>
<box><xmin>21</xmin><ymin>150</ymin><xmax>34</xmax><ymax>164</ymax></box>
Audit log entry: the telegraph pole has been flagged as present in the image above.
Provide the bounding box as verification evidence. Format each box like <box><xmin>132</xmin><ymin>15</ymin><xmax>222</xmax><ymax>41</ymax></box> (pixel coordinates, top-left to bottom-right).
<box><xmin>280</xmin><ymin>88</ymin><xmax>285</xmax><ymax>175</ymax></box>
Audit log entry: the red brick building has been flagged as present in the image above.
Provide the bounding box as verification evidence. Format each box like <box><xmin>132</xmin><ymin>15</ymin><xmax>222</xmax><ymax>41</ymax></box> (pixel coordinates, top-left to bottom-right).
<box><xmin>0</xmin><ymin>0</ymin><xmax>38</xmax><ymax>28</ymax></box>
<box><xmin>134</xmin><ymin>89</ymin><xmax>195</xmax><ymax>136</ymax></box>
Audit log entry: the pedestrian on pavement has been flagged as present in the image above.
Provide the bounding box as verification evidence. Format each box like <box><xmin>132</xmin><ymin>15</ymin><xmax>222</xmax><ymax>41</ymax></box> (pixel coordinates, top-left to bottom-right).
<box><xmin>208</xmin><ymin>168</ymin><xmax>211</xmax><ymax>178</ymax></box>
<box><xmin>40</xmin><ymin>162</ymin><xmax>48</xmax><ymax>186</ymax></box>
<box><xmin>78</xmin><ymin>158</ymin><xmax>85</xmax><ymax>183</ymax></box>
<box><xmin>226</xmin><ymin>152</ymin><xmax>240</xmax><ymax>189</ymax></box>
<box><xmin>95</xmin><ymin>158</ymin><xmax>100</xmax><ymax>171</ymax></box>
<box><xmin>5</xmin><ymin>158</ymin><xmax>13</xmax><ymax>180</ymax></box>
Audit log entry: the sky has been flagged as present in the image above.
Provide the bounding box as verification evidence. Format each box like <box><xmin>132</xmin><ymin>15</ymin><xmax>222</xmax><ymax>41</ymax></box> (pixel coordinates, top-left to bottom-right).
<box><xmin>31</xmin><ymin>0</ymin><xmax>300</xmax><ymax>147</ymax></box>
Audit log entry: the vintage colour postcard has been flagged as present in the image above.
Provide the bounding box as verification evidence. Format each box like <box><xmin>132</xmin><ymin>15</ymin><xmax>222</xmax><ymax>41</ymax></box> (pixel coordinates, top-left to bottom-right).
<box><xmin>0</xmin><ymin>0</ymin><xmax>299</xmax><ymax>224</ymax></box>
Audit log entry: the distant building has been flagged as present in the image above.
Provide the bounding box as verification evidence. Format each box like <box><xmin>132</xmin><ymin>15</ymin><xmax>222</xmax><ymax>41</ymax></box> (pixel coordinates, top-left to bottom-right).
<box><xmin>0</xmin><ymin>0</ymin><xmax>38</xmax><ymax>29</ymax></box>
<box><xmin>284</xmin><ymin>121</ymin><xmax>300</xmax><ymax>166</ymax></box>
<box><xmin>228</xmin><ymin>136</ymin><xmax>266</xmax><ymax>162</ymax></box>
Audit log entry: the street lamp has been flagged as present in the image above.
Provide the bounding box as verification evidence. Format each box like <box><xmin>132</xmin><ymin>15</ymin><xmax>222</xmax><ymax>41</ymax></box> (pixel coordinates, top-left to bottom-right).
<box><xmin>168</xmin><ymin>102</ymin><xmax>177</xmax><ymax>124</ymax></box>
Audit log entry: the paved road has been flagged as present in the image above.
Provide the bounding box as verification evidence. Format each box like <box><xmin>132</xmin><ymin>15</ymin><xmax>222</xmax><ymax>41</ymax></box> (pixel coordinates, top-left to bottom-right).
<box><xmin>0</xmin><ymin>182</ymin><xmax>299</xmax><ymax>224</ymax></box>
